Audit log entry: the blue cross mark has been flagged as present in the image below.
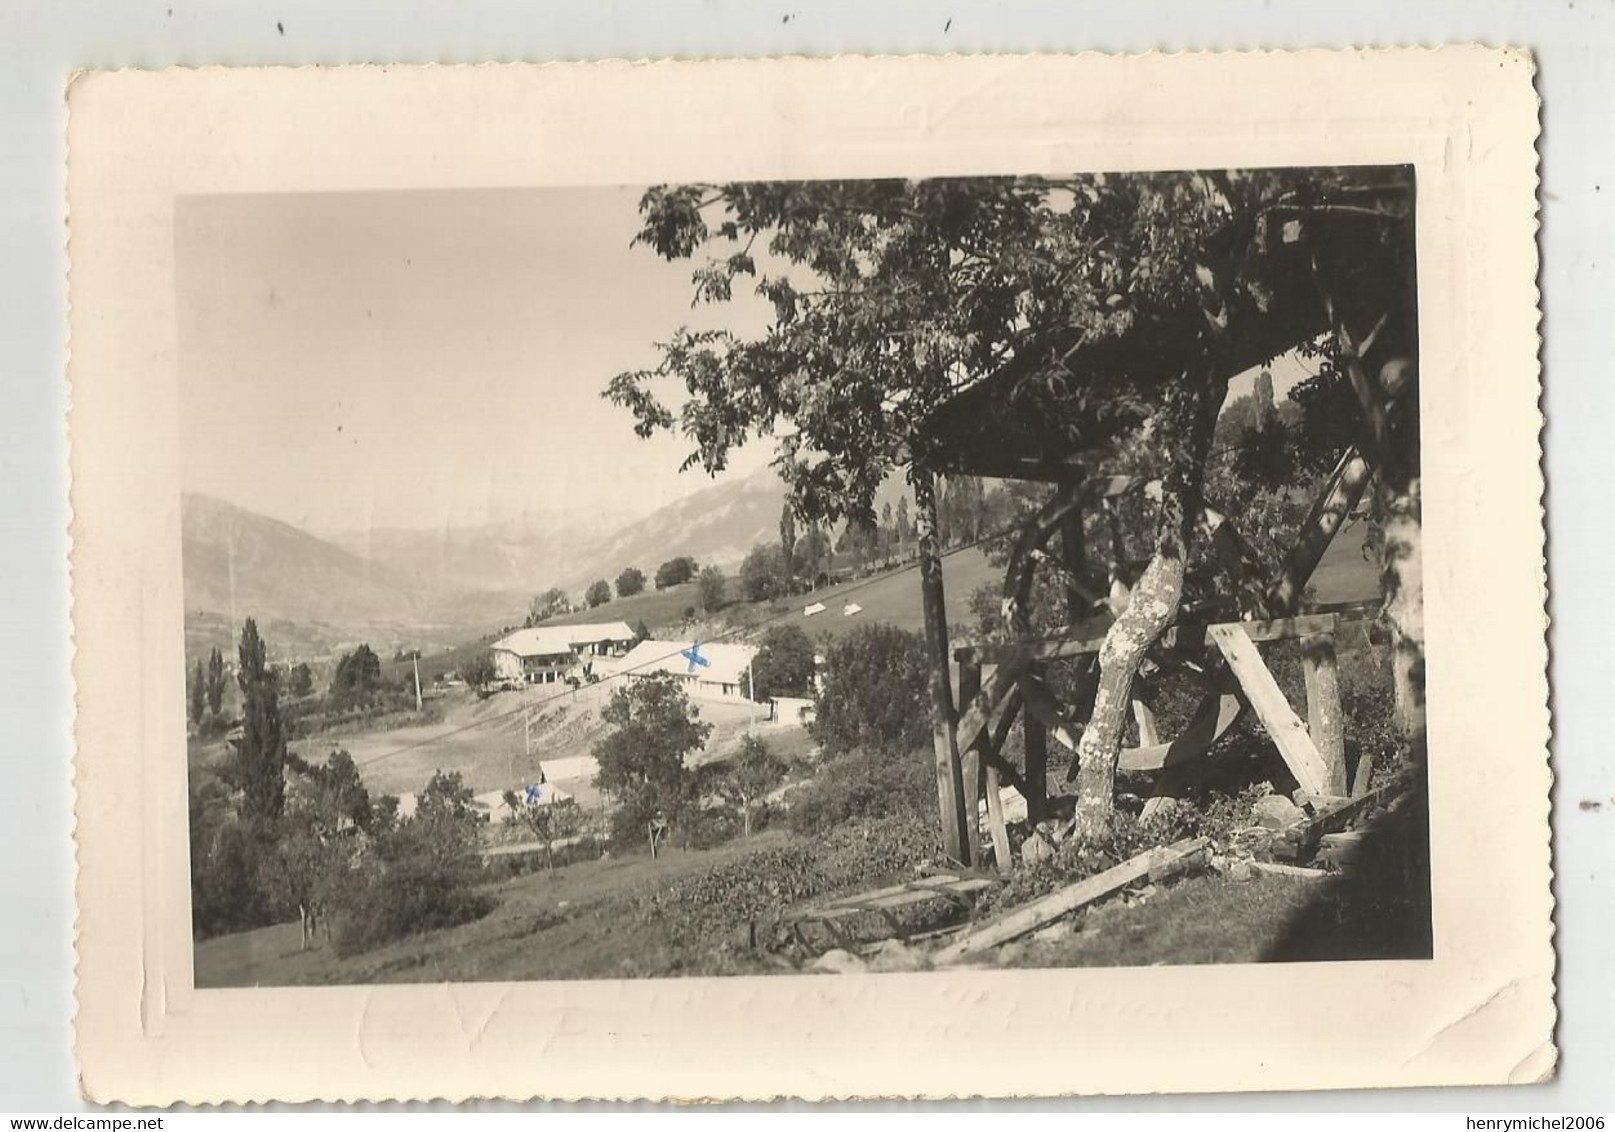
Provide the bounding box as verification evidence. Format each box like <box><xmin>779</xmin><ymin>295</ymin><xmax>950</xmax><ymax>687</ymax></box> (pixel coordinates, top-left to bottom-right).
<box><xmin>524</xmin><ymin>783</ymin><xmax>544</xmax><ymax>805</ymax></box>
<box><xmin>681</xmin><ymin>641</ymin><xmax>711</xmax><ymax>673</ymax></box>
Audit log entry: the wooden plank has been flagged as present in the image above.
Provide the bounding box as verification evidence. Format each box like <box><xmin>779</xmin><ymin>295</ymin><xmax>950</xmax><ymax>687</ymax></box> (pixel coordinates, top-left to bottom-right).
<box><xmin>934</xmin><ymin>838</ymin><xmax>1210</xmax><ymax>964</ymax></box>
<box><xmin>957</xmin><ymin>660</ymin><xmax>983</xmax><ymax>836</ymax></box>
<box><xmin>984</xmin><ymin>763</ymin><xmax>1013</xmax><ymax>873</ymax></box>
<box><xmin>1208</xmin><ymin>624</ymin><xmax>1331</xmax><ymax>796</ymax></box>
<box><xmin>1300</xmin><ymin>627</ymin><xmax>1347</xmax><ymax>796</ymax></box>
<box><xmin>953</xmin><ymin>655</ymin><xmax>1027</xmax><ymax>757</ymax></box>
<box><xmin>1351</xmin><ymin>753</ymin><xmax>1376</xmax><ymax>798</ymax></box>
<box><xmin>1117</xmin><ymin>691</ymin><xmax>1244</xmax><ymax>773</ymax></box>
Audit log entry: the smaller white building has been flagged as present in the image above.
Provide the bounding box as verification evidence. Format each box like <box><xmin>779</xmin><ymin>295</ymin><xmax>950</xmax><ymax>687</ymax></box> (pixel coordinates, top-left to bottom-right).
<box><xmin>619</xmin><ymin>639</ymin><xmax>759</xmax><ymax>704</ymax></box>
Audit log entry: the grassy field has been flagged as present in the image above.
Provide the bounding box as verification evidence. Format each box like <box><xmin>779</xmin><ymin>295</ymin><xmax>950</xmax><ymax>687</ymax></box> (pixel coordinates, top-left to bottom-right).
<box><xmin>195</xmin><ymin>830</ymin><xmax>798</xmax><ymax>987</ymax></box>
<box><xmin>195</xmin><ymin>794</ymin><xmax>1428</xmax><ymax>987</ymax></box>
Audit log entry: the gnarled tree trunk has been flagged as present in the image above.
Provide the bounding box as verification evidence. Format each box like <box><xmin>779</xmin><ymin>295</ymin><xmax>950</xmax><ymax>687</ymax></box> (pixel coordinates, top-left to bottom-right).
<box><xmin>1071</xmin><ymin>374</ymin><xmax>1224</xmax><ymax>839</ymax></box>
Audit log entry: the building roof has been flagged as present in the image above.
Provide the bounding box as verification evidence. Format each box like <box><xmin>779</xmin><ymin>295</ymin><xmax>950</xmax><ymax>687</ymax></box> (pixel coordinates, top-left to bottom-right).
<box><xmin>620</xmin><ymin>639</ymin><xmax>758</xmax><ymax>689</ymax></box>
<box><xmin>492</xmin><ymin>622</ymin><xmax>638</xmax><ymax>658</ymax></box>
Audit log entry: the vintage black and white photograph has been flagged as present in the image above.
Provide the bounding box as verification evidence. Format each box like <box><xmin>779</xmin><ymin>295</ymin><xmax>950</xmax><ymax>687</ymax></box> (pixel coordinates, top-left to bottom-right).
<box><xmin>177</xmin><ymin>167</ymin><xmax>1430</xmax><ymax>987</ymax></box>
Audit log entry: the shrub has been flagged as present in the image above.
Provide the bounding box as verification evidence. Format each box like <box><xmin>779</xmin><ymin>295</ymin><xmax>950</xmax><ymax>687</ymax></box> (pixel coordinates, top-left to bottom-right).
<box><xmin>334</xmin><ymin>855</ymin><xmax>495</xmax><ymax>956</ymax></box>
<box><xmin>784</xmin><ymin>750</ymin><xmax>935</xmax><ymax>836</ymax></box>
<box><xmin>811</xmin><ymin>623</ymin><xmax>931</xmax><ymax>758</ymax></box>
<box><xmin>748</xmin><ymin>625</ymin><xmax>815</xmax><ymax>701</ymax></box>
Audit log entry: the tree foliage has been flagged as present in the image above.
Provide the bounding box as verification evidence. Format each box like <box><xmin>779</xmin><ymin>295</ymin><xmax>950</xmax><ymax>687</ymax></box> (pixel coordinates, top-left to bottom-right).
<box><xmin>585</xmin><ymin>579</ymin><xmax>613</xmax><ymax>608</ymax></box>
<box><xmin>462</xmin><ymin>648</ymin><xmax>497</xmax><ymax>691</ymax></box>
<box><xmin>697</xmin><ymin>565</ymin><xmax>726</xmax><ymax>611</ymax></box>
<box><xmin>329</xmin><ymin>643</ymin><xmax>384</xmax><ymax>706</ymax></box>
<box><xmin>227</xmin><ymin>618</ymin><xmax>285</xmax><ymax>823</ymax></box>
<box><xmin>714</xmin><ymin>734</ymin><xmax>787</xmax><ymax>837</ymax></box>
<box><xmin>188</xmin><ymin>659</ymin><xmax>206</xmax><ymax>727</ymax></box>
<box><xmin>748</xmin><ymin>624</ymin><xmax>816</xmax><ymax>701</ymax></box>
<box><xmin>811</xmin><ymin>623</ymin><xmax>932</xmax><ymax>759</ymax></box>
<box><xmin>615</xmin><ymin>566</ymin><xmax>647</xmax><ymax>598</ymax></box>
<box><xmin>654</xmin><ymin>556</ymin><xmax>700</xmax><ymax>589</ymax></box>
<box><xmin>527</xmin><ymin>587</ymin><xmax>572</xmax><ymax>625</ymax></box>
<box><xmin>205</xmin><ymin>646</ymin><xmax>226</xmax><ymax>718</ymax></box>
<box><xmin>592</xmin><ymin>673</ymin><xmax>713</xmax><ymax>847</ymax></box>
<box><xmin>738</xmin><ymin>543</ymin><xmax>788</xmax><ymax>603</ymax></box>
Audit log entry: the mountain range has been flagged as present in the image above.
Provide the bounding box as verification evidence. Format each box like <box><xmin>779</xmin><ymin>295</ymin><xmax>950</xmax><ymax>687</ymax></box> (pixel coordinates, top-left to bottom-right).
<box><xmin>182</xmin><ymin>463</ymin><xmax>841</xmax><ymax>656</ymax></box>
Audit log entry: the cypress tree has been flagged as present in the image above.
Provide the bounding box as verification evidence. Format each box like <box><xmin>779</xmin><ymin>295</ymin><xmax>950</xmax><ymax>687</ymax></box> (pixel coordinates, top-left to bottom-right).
<box><xmin>235</xmin><ymin>619</ymin><xmax>285</xmax><ymax>822</ymax></box>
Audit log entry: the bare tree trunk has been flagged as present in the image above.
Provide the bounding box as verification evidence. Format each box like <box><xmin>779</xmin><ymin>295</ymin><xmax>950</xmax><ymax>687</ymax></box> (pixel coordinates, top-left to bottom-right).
<box><xmin>742</xmin><ymin>798</ymin><xmax>753</xmax><ymax>839</ymax></box>
<box><xmin>1071</xmin><ymin>376</ymin><xmax>1222</xmax><ymax>840</ymax></box>
<box><xmin>1379</xmin><ymin>471</ymin><xmax>1424</xmax><ymax>742</ymax></box>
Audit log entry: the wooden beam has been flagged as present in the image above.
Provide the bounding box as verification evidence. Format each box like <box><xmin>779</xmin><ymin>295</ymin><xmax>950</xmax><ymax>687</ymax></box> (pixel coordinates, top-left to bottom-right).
<box><xmin>1267</xmin><ymin>446</ymin><xmax>1374</xmax><ymax>615</ymax></box>
<box><xmin>1277</xmin><ymin>781</ymin><xmax>1406</xmax><ymax>860</ymax></box>
<box><xmin>1022</xmin><ymin>667</ymin><xmax>1050</xmax><ymax>824</ymax></box>
<box><xmin>1208</xmin><ymin>624</ymin><xmax>1331</xmax><ymax>796</ymax></box>
<box><xmin>957</xmin><ymin>660</ymin><xmax>983</xmax><ymax>839</ymax></box>
<box><xmin>914</xmin><ymin>468</ymin><xmax>972</xmax><ymax>865</ymax></box>
<box><xmin>934</xmin><ymin>838</ymin><xmax>1210</xmax><ymax>964</ymax></box>
<box><xmin>983</xmin><ymin>764</ymin><xmax>1013</xmax><ymax>873</ymax></box>
<box><xmin>1117</xmin><ymin>691</ymin><xmax>1244</xmax><ymax>773</ymax></box>
<box><xmin>958</xmin><ymin>612</ymin><xmax>1346</xmax><ymax>667</ymax></box>
<box><xmin>1300</xmin><ymin>625</ymin><xmax>1347</xmax><ymax>796</ymax></box>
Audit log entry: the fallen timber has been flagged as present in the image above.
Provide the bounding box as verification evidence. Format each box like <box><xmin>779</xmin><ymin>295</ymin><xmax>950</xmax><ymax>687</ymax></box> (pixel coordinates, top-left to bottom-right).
<box><xmin>934</xmin><ymin>837</ymin><xmax>1211</xmax><ymax>965</ymax></box>
<box><xmin>780</xmin><ymin>872</ymin><xmax>1002</xmax><ymax>954</ymax></box>
<box><xmin>1273</xmin><ymin>780</ymin><xmax>1409</xmax><ymax>863</ymax></box>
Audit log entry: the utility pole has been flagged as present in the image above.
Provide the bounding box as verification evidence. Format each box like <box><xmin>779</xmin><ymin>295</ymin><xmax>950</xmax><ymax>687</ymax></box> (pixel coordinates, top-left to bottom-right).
<box><xmin>412</xmin><ymin>652</ymin><xmax>423</xmax><ymax>712</ymax></box>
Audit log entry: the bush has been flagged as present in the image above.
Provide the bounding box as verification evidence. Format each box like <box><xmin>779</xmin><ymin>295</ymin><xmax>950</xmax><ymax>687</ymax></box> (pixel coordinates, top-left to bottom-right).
<box><xmin>749</xmin><ymin>624</ymin><xmax>815</xmax><ymax>701</ymax></box>
<box><xmin>334</xmin><ymin>855</ymin><xmax>495</xmax><ymax>956</ymax></box>
<box><xmin>616</xmin><ymin>567</ymin><xmax>646</xmax><ymax>598</ymax></box>
<box><xmin>810</xmin><ymin>623</ymin><xmax>931</xmax><ymax>758</ymax></box>
<box><xmin>784</xmin><ymin>751</ymin><xmax>935</xmax><ymax>836</ymax></box>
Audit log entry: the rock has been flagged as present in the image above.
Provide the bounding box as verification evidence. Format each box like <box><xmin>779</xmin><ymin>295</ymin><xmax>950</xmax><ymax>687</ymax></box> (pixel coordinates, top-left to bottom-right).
<box><xmin>1021</xmin><ymin>830</ymin><xmax>1056</xmax><ymax>865</ymax></box>
<box><xmin>810</xmin><ymin>948</ymin><xmax>868</xmax><ymax>975</ymax></box>
<box><xmin>1228</xmin><ymin>860</ymin><xmax>1256</xmax><ymax>883</ymax></box>
<box><xmin>1252</xmin><ymin>794</ymin><xmax>1306</xmax><ymax>831</ymax></box>
<box><xmin>866</xmin><ymin>938</ymin><xmax>926</xmax><ymax>973</ymax></box>
<box><xmin>994</xmin><ymin>941</ymin><xmax>1027</xmax><ymax>967</ymax></box>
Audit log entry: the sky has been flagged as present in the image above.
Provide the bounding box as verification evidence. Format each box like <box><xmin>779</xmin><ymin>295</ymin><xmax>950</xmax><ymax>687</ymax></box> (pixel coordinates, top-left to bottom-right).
<box><xmin>176</xmin><ymin>186</ymin><xmax>1319</xmax><ymax>537</ymax></box>
<box><xmin>176</xmin><ymin>187</ymin><xmax>779</xmax><ymax>537</ymax></box>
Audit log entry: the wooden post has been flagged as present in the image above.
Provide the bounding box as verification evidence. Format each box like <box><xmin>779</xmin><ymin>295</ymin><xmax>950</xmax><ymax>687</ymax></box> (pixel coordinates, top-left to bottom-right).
<box><xmin>1300</xmin><ymin>623</ymin><xmax>1348</xmax><ymax>797</ymax></box>
<box><xmin>1023</xmin><ymin>679</ymin><xmax>1048</xmax><ymax>826</ymax></box>
<box><xmin>1208</xmin><ymin>624</ymin><xmax>1331</xmax><ymax>797</ymax></box>
<box><xmin>914</xmin><ymin>468</ymin><xmax>972</xmax><ymax>865</ymax></box>
<box><xmin>984</xmin><ymin>762</ymin><xmax>1013</xmax><ymax>872</ymax></box>
<box><xmin>958</xmin><ymin>659</ymin><xmax>983</xmax><ymax>854</ymax></box>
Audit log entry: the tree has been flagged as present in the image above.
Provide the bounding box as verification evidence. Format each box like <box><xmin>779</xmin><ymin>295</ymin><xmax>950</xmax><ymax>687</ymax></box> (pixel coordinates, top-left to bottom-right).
<box><xmin>527</xmin><ymin>587</ymin><xmax>571</xmax><ymax>625</ymax></box>
<box><xmin>615</xmin><ymin>566</ymin><xmax>647</xmax><ymax>598</ymax></box>
<box><xmin>228</xmin><ymin>618</ymin><xmax>286</xmax><ymax>823</ymax></box>
<box><xmin>811</xmin><ymin>623</ymin><xmax>931</xmax><ymax>759</ymax></box>
<box><xmin>633</xmin><ymin>619</ymin><xmax>652</xmax><ymax>643</ymax></box>
<box><xmin>584</xmin><ymin>579</ymin><xmax>612</xmax><ymax>608</ymax></box>
<box><xmin>500</xmin><ymin>792</ymin><xmax>584</xmax><ymax>872</ymax></box>
<box><xmin>779</xmin><ymin>502</ymin><xmax>797</xmax><ymax>595</ymax></box>
<box><xmin>895</xmin><ymin>497</ymin><xmax>911</xmax><ymax>552</ymax></box>
<box><xmin>592</xmin><ymin>673</ymin><xmax>712</xmax><ymax>855</ymax></box>
<box><xmin>330</xmin><ymin>643</ymin><xmax>384</xmax><ymax>706</ymax></box>
<box><xmin>880</xmin><ymin>501</ymin><xmax>894</xmax><ymax>559</ymax></box>
<box><xmin>697</xmin><ymin>565</ymin><xmax>726</xmax><ymax>612</ymax></box>
<box><xmin>793</xmin><ymin>525</ymin><xmax>832</xmax><ymax>587</ymax></box>
<box><xmin>749</xmin><ymin>624</ymin><xmax>816</xmax><ymax>701</ymax></box>
<box><xmin>288</xmin><ymin>662</ymin><xmax>314</xmax><ymax>698</ymax></box>
<box><xmin>654</xmin><ymin>556</ymin><xmax>699</xmax><ymax>589</ymax></box>
<box><xmin>206</xmin><ymin>646</ymin><xmax>226</xmax><ymax>718</ymax></box>
<box><xmin>188</xmin><ymin>659</ymin><xmax>206</xmax><ymax>727</ymax></box>
<box><xmin>739</xmin><ymin>543</ymin><xmax>787</xmax><ymax>603</ymax></box>
<box><xmin>607</xmin><ymin>170</ymin><xmax>1416</xmax><ymax>839</ymax></box>
<box><xmin>409</xmin><ymin>769</ymin><xmax>482</xmax><ymax>873</ymax></box>
<box><xmin>461</xmin><ymin>648</ymin><xmax>498</xmax><ymax>692</ymax></box>
<box><xmin>715</xmin><ymin>735</ymin><xmax>786</xmax><ymax>837</ymax></box>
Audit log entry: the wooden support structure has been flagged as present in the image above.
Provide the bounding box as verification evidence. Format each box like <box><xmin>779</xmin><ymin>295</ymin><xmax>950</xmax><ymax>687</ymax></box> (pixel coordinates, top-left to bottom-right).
<box><xmin>1300</xmin><ymin>618</ymin><xmax>1348</xmax><ymax>796</ymax></box>
<box><xmin>957</xmin><ymin>660</ymin><xmax>983</xmax><ymax>849</ymax></box>
<box><xmin>913</xmin><ymin>469</ymin><xmax>973</xmax><ymax>865</ymax></box>
<box><xmin>1207</xmin><ymin>624</ymin><xmax>1331</xmax><ymax>796</ymax></box>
